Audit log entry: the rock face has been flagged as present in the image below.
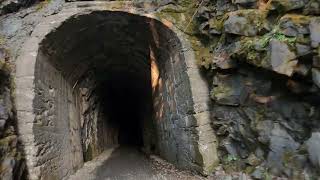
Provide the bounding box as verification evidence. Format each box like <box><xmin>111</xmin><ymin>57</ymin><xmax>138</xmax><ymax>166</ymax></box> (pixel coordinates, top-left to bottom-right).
<box><xmin>0</xmin><ymin>48</ymin><xmax>26</xmax><ymax>179</ymax></box>
<box><xmin>267</xmin><ymin>124</ymin><xmax>300</xmax><ymax>174</ymax></box>
<box><xmin>197</xmin><ymin>0</ymin><xmax>320</xmax><ymax>179</ymax></box>
<box><xmin>279</xmin><ymin>14</ymin><xmax>311</xmax><ymax>37</ymax></box>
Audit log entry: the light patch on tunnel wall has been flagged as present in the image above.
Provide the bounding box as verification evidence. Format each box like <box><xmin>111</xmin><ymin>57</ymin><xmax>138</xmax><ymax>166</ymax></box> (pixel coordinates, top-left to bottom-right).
<box><xmin>150</xmin><ymin>47</ymin><xmax>159</xmax><ymax>92</ymax></box>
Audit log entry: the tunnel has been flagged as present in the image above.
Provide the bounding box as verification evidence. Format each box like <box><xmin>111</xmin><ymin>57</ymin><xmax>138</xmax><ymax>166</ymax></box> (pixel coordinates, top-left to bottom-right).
<box><xmin>35</xmin><ymin>11</ymin><xmax>159</xmax><ymax>163</ymax></box>
<box><xmin>15</xmin><ymin>7</ymin><xmax>217</xmax><ymax>180</ymax></box>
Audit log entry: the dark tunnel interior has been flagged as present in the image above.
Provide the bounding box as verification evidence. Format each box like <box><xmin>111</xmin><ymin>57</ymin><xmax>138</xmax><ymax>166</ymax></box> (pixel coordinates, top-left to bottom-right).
<box><xmin>95</xmin><ymin>65</ymin><xmax>153</xmax><ymax>148</ymax></box>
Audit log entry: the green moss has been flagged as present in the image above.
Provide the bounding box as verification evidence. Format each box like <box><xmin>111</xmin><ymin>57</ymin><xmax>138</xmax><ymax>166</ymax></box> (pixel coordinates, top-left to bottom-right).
<box><xmin>84</xmin><ymin>144</ymin><xmax>93</xmax><ymax>161</ymax></box>
<box><xmin>245</xmin><ymin>166</ymin><xmax>255</xmax><ymax>174</ymax></box>
<box><xmin>156</xmin><ymin>1</ymin><xmax>198</xmax><ymax>34</ymax></box>
<box><xmin>155</xmin><ymin>1</ymin><xmax>215</xmax><ymax>69</ymax></box>
<box><xmin>211</xmin><ymin>85</ymin><xmax>232</xmax><ymax>101</ymax></box>
<box><xmin>225</xmin><ymin>154</ymin><xmax>238</xmax><ymax>162</ymax></box>
<box><xmin>36</xmin><ymin>0</ymin><xmax>51</xmax><ymax>11</ymax></box>
<box><xmin>263</xmin><ymin>171</ymin><xmax>273</xmax><ymax>180</ymax></box>
<box><xmin>176</xmin><ymin>0</ymin><xmax>197</xmax><ymax>8</ymax></box>
<box><xmin>221</xmin><ymin>154</ymin><xmax>243</xmax><ymax>173</ymax></box>
<box><xmin>0</xmin><ymin>135</ymin><xmax>16</xmax><ymax>148</ymax></box>
<box><xmin>208</xmin><ymin>15</ymin><xmax>228</xmax><ymax>32</ymax></box>
<box><xmin>274</xmin><ymin>33</ymin><xmax>296</xmax><ymax>44</ymax></box>
<box><xmin>282</xmin><ymin>151</ymin><xmax>295</xmax><ymax>168</ymax></box>
<box><xmin>0</xmin><ymin>36</ymin><xmax>5</xmax><ymax>46</ymax></box>
<box><xmin>280</xmin><ymin>14</ymin><xmax>311</xmax><ymax>25</ymax></box>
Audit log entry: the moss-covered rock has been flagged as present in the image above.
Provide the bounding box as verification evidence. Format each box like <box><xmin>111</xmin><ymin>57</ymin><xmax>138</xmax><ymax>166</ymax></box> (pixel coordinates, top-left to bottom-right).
<box><xmin>224</xmin><ymin>9</ymin><xmax>268</xmax><ymax>36</ymax></box>
<box><xmin>268</xmin><ymin>0</ymin><xmax>308</xmax><ymax>12</ymax></box>
<box><xmin>303</xmin><ymin>0</ymin><xmax>320</xmax><ymax>15</ymax></box>
<box><xmin>279</xmin><ymin>14</ymin><xmax>311</xmax><ymax>37</ymax></box>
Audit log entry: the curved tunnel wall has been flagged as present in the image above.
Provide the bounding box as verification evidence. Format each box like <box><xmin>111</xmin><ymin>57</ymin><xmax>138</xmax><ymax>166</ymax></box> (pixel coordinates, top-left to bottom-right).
<box><xmin>15</xmin><ymin>6</ymin><xmax>218</xmax><ymax>180</ymax></box>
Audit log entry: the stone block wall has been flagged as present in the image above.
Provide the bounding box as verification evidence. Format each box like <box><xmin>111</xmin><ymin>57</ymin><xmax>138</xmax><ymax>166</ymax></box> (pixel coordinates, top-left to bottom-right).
<box><xmin>34</xmin><ymin>51</ymin><xmax>84</xmax><ymax>179</ymax></box>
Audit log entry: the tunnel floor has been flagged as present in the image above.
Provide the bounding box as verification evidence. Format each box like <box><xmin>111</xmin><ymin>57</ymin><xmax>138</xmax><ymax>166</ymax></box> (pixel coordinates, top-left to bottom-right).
<box><xmin>68</xmin><ymin>146</ymin><xmax>204</xmax><ymax>180</ymax></box>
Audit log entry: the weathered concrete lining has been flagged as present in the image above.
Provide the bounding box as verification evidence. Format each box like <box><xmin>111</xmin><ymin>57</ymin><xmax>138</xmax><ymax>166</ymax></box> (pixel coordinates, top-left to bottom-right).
<box><xmin>14</xmin><ymin>2</ymin><xmax>218</xmax><ymax>179</ymax></box>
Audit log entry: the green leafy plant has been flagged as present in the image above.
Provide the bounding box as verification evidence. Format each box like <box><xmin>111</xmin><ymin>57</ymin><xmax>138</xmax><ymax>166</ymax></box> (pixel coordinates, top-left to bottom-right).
<box><xmin>226</xmin><ymin>154</ymin><xmax>238</xmax><ymax>162</ymax></box>
<box><xmin>256</xmin><ymin>32</ymin><xmax>296</xmax><ymax>49</ymax></box>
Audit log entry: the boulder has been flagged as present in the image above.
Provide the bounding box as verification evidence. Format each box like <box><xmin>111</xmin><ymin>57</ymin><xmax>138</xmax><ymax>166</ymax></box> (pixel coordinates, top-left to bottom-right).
<box><xmin>310</xmin><ymin>17</ymin><xmax>320</xmax><ymax>48</ymax></box>
<box><xmin>211</xmin><ymin>74</ymin><xmax>249</xmax><ymax>106</ymax></box>
<box><xmin>267</xmin><ymin>124</ymin><xmax>300</xmax><ymax>175</ymax></box>
<box><xmin>269</xmin><ymin>0</ymin><xmax>308</xmax><ymax>12</ymax></box>
<box><xmin>296</xmin><ymin>43</ymin><xmax>311</xmax><ymax>56</ymax></box>
<box><xmin>270</xmin><ymin>39</ymin><xmax>297</xmax><ymax>76</ymax></box>
<box><xmin>303</xmin><ymin>0</ymin><xmax>320</xmax><ymax>15</ymax></box>
<box><xmin>279</xmin><ymin>14</ymin><xmax>310</xmax><ymax>37</ymax></box>
<box><xmin>224</xmin><ymin>10</ymin><xmax>267</xmax><ymax>36</ymax></box>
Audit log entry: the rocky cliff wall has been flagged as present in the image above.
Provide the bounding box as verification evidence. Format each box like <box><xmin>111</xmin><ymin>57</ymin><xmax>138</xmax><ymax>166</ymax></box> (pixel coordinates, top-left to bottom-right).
<box><xmin>0</xmin><ymin>47</ymin><xmax>26</xmax><ymax>179</ymax></box>
<box><xmin>196</xmin><ymin>0</ymin><xmax>320</xmax><ymax>178</ymax></box>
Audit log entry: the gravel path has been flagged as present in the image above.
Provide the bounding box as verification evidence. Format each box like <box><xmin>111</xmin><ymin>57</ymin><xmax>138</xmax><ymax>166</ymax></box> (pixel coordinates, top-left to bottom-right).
<box><xmin>68</xmin><ymin>146</ymin><xmax>251</xmax><ymax>180</ymax></box>
<box><xmin>68</xmin><ymin>146</ymin><xmax>202</xmax><ymax>180</ymax></box>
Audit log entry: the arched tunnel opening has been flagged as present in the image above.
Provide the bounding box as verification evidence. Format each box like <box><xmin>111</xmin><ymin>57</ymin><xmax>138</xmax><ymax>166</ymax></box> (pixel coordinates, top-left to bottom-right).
<box><xmin>35</xmin><ymin>11</ymin><xmax>162</xmax><ymax>162</ymax></box>
<box><xmin>17</xmin><ymin>10</ymin><xmax>215</xmax><ymax>179</ymax></box>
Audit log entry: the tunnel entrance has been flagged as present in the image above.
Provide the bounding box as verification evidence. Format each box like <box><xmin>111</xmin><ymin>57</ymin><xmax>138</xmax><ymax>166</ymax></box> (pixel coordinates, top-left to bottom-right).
<box><xmin>15</xmin><ymin>6</ymin><xmax>217</xmax><ymax>179</ymax></box>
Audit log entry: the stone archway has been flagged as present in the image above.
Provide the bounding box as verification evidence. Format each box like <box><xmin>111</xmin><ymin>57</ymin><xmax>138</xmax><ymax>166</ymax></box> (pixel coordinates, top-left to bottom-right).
<box><xmin>15</xmin><ymin>2</ymin><xmax>218</xmax><ymax>179</ymax></box>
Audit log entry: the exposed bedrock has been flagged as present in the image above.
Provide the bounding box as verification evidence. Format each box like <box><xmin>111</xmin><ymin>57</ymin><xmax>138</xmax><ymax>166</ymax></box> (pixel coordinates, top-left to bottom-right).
<box><xmin>197</xmin><ymin>0</ymin><xmax>320</xmax><ymax>178</ymax></box>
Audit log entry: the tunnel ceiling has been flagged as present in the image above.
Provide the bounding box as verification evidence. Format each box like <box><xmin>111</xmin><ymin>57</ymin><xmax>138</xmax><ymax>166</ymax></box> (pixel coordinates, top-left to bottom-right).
<box><xmin>40</xmin><ymin>11</ymin><xmax>153</xmax><ymax>85</ymax></box>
